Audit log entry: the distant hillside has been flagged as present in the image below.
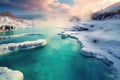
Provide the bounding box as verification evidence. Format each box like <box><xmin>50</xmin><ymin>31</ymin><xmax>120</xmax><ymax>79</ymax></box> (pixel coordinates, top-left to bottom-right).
<box><xmin>0</xmin><ymin>16</ymin><xmax>32</xmax><ymax>30</ymax></box>
<box><xmin>0</xmin><ymin>11</ymin><xmax>33</xmax><ymax>29</ymax></box>
<box><xmin>92</xmin><ymin>2</ymin><xmax>120</xmax><ymax>20</ymax></box>
<box><xmin>0</xmin><ymin>11</ymin><xmax>14</xmax><ymax>17</ymax></box>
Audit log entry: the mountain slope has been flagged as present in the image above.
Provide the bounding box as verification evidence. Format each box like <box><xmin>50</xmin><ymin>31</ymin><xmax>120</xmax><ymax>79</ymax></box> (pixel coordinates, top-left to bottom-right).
<box><xmin>0</xmin><ymin>11</ymin><xmax>14</xmax><ymax>17</ymax></box>
<box><xmin>92</xmin><ymin>2</ymin><xmax>120</xmax><ymax>20</ymax></box>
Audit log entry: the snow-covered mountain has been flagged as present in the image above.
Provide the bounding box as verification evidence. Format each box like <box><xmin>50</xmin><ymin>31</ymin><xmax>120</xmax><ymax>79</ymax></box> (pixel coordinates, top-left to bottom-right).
<box><xmin>92</xmin><ymin>2</ymin><xmax>120</xmax><ymax>20</ymax></box>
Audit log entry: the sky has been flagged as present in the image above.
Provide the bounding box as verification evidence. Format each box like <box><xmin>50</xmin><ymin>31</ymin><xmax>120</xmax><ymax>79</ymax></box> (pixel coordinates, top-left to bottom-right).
<box><xmin>0</xmin><ymin>0</ymin><xmax>120</xmax><ymax>20</ymax></box>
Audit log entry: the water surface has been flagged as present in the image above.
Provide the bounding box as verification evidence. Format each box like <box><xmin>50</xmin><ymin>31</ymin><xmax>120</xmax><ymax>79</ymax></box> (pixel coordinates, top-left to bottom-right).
<box><xmin>0</xmin><ymin>27</ymin><xmax>113</xmax><ymax>80</ymax></box>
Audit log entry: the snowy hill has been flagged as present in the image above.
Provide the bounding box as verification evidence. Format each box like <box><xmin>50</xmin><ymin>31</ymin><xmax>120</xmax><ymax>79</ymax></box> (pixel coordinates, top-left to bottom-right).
<box><xmin>0</xmin><ymin>16</ymin><xmax>32</xmax><ymax>29</ymax></box>
<box><xmin>92</xmin><ymin>2</ymin><xmax>120</xmax><ymax>20</ymax></box>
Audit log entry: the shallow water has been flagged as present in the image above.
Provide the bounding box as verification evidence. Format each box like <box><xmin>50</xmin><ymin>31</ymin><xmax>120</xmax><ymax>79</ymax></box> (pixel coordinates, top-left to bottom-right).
<box><xmin>0</xmin><ymin>27</ymin><xmax>113</xmax><ymax>80</ymax></box>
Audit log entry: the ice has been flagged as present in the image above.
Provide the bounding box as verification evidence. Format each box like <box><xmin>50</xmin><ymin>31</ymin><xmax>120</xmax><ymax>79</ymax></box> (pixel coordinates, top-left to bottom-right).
<box><xmin>0</xmin><ymin>67</ymin><xmax>23</xmax><ymax>80</ymax></box>
<box><xmin>0</xmin><ymin>39</ymin><xmax>47</xmax><ymax>54</ymax></box>
<box><xmin>61</xmin><ymin>20</ymin><xmax>120</xmax><ymax>80</ymax></box>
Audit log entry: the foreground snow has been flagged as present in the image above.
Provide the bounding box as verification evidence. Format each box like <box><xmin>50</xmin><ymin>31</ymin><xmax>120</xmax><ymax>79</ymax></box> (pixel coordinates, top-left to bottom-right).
<box><xmin>0</xmin><ymin>67</ymin><xmax>23</xmax><ymax>80</ymax></box>
<box><xmin>60</xmin><ymin>20</ymin><xmax>120</xmax><ymax>80</ymax></box>
<box><xmin>0</xmin><ymin>39</ymin><xmax>47</xmax><ymax>54</ymax></box>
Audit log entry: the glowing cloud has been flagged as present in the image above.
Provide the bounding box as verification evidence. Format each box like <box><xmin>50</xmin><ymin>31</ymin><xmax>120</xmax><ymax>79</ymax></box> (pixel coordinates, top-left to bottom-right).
<box><xmin>0</xmin><ymin>0</ymin><xmax>120</xmax><ymax>20</ymax></box>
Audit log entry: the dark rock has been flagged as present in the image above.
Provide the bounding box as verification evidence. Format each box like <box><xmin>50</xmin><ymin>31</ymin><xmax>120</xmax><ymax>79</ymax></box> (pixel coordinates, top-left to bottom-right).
<box><xmin>101</xmin><ymin>58</ymin><xmax>113</xmax><ymax>67</ymax></box>
<box><xmin>76</xmin><ymin>27</ymin><xmax>89</xmax><ymax>31</ymax></box>
<box><xmin>91</xmin><ymin>11</ymin><xmax>119</xmax><ymax>20</ymax></box>
<box><xmin>91</xmin><ymin>25</ymin><xmax>94</xmax><ymax>28</ymax></box>
<box><xmin>93</xmin><ymin>39</ymin><xmax>98</xmax><ymax>43</ymax></box>
<box><xmin>0</xmin><ymin>25</ymin><xmax>16</xmax><ymax>31</ymax></box>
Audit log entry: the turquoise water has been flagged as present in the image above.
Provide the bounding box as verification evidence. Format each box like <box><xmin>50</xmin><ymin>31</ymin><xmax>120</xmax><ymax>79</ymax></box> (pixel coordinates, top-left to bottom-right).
<box><xmin>0</xmin><ymin>27</ymin><xmax>113</xmax><ymax>80</ymax></box>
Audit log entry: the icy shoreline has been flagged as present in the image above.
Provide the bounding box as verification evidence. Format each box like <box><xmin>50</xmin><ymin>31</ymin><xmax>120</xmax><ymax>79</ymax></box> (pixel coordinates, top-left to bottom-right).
<box><xmin>0</xmin><ymin>67</ymin><xmax>23</xmax><ymax>80</ymax></box>
<box><xmin>60</xmin><ymin>20</ymin><xmax>120</xmax><ymax>80</ymax></box>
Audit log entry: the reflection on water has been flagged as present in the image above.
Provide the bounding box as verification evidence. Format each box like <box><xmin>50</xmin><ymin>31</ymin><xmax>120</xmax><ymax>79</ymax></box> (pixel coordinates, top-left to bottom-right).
<box><xmin>0</xmin><ymin>30</ymin><xmax>14</xmax><ymax>36</ymax></box>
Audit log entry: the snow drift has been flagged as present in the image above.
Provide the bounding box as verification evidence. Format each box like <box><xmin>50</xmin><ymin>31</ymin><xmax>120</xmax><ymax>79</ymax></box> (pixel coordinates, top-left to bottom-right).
<box><xmin>0</xmin><ymin>39</ymin><xmax>47</xmax><ymax>54</ymax></box>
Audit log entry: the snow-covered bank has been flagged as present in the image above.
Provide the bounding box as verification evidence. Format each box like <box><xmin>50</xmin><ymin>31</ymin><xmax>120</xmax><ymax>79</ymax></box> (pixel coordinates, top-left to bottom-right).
<box><xmin>0</xmin><ymin>16</ymin><xmax>32</xmax><ymax>29</ymax></box>
<box><xmin>60</xmin><ymin>20</ymin><xmax>120</xmax><ymax>80</ymax></box>
<box><xmin>0</xmin><ymin>39</ymin><xmax>47</xmax><ymax>55</ymax></box>
<box><xmin>0</xmin><ymin>67</ymin><xmax>23</xmax><ymax>80</ymax></box>
<box><xmin>0</xmin><ymin>33</ymin><xmax>44</xmax><ymax>39</ymax></box>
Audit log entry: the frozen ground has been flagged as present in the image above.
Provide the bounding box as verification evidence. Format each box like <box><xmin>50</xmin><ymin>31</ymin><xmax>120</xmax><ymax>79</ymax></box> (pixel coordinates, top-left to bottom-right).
<box><xmin>60</xmin><ymin>20</ymin><xmax>120</xmax><ymax>80</ymax></box>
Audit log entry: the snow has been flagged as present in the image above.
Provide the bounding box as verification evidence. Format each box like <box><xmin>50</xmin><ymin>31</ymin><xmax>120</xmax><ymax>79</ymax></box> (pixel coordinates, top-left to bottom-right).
<box><xmin>100</xmin><ymin>2</ymin><xmax>120</xmax><ymax>13</ymax></box>
<box><xmin>60</xmin><ymin>20</ymin><xmax>120</xmax><ymax>80</ymax></box>
<box><xmin>92</xmin><ymin>2</ymin><xmax>120</xmax><ymax>20</ymax></box>
<box><xmin>0</xmin><ymin>67</ymin><xmax>23</xmax><ymax>80</ymax></box>
<box><xmin>0</xmin><ymin>16</ymin><xmax>32</xmax><ymax>28</ymax></box>
<box><xmin>0</xmin><ymin>39</ymin><xmax>47</xmax><ymax>55</ymax></box>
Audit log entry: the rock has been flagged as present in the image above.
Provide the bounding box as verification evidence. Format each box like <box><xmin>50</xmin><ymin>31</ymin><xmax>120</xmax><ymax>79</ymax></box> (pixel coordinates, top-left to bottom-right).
<box><xmin>101</xmin><ymin>58</ymin><xmax>114</xmax><ymax>67</ymax></box>
<box><xmin>93</xmin><ymin>39</ymin><xmax>99</xmax><ymax>43</ymax></box>
<box><xmin>77</xmin><ymin>27</ymin><xmax>89</xmax><ymax>31</ymax></box>
<box><xmin>0</xmin><ymin>25</ymin><xmax>16</xmax><ymax>31</ymax></box>
<box><xmin>91</xmin><ymin>2</ymin><xmax>120</xmax><ymax>20</ymax></box>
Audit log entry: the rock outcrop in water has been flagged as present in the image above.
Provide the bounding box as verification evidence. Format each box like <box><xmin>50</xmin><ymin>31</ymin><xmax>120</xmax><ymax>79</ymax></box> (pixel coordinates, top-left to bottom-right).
<box><xmin>0</xmin><ymin>25</ymin><xmax>16</xmax><ymax>32</ymax></box>
<box><xmin>0</xmin><ymin>11</ymin><xmax>32</xmax><ymax>30</ymax></box>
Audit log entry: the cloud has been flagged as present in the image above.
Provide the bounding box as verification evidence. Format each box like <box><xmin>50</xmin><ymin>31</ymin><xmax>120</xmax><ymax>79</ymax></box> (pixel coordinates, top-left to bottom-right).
<box><xmin>67</xmin><ymin>0</ymin><xmax>120</xmax><ymax>20</ymax></box>
<box><xmin>0</xmin><ymin>0</ymin><xmax>120</xmax><ymax>21</ymax></box>
<box><xmin>47</xmin><ymin>0</ymin><xmax>120</xmax><ymax>21</ymax></box>
<box><xmin>0</xmin><ymin>0</ymin><xmax>119</xmax><ymax>13</ymax></box>
<box><xmin>0</xmin><ymin>0</ymin><xmax>54</xmax><ymax>12</ymax></box>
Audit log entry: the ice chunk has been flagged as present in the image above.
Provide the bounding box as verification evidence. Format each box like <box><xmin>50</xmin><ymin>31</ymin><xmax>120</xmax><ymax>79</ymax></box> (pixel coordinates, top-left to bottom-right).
<box><xmin>0</xmin><ymin>39</ymin><xmax>47</xmax><ymax>54</ymax></box>
<box><xmin>0</xmin><ymin>67</ymin><xmax>23</xmax><ymax>80</ymax></box>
